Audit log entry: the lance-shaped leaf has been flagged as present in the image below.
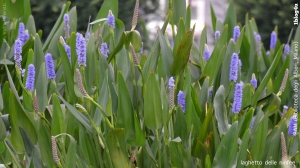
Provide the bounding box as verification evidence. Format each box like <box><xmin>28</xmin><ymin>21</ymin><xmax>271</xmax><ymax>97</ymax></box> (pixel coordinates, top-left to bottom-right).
<box><xmin>251</xmin><ymin>45</ymin><xmax>284</xmax><ymax>107</ymax></box>
<box><xmin>213</xmin><ymin>85</ymin><xmax>229</xmax><ymax>134</ymax></box>
<box><xmin>20</xmin><ymin>127</ymin><xmax>42</xmax><ymax>168</ymax></box>
<box><xmin>212</xmin><ymin>122</ymin><xmax>238</xmax><ymax>168</ymax></box>
<box><xmin>170</xmin><ymin>25</ymin><xmax>195</xmax><ymax>76</ymax></box>
<box><xmin>116</xmin><ymin>71</ymin><xmax>135</xmax><ymax>140</ymax></box>
<box><xmin>144</xmin><ymin>72</ymin><xmax>163</xmax><ymax>130</ymax></box>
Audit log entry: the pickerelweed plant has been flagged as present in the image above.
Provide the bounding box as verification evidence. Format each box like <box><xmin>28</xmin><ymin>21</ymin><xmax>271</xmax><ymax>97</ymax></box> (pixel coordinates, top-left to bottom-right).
<box><xmin>0</xmin><ymin>0</ymin><xmax>299</xmax><ymax>167</ymax></box>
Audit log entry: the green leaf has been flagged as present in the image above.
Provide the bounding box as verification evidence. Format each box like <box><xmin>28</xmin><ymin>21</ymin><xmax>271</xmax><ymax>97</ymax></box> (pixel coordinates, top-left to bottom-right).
<box><xmin>144</xmin><ymin>72</ymin><xmax>163</xmax><ymax>130</ymax></box>
<box><xmin>0</xmin><ymin>115</ymin><xmax>6</xmax><ymax>141</ymax></box>
<box><xmin>124</xmin><ymin>30</ymin><xmax>142</xmax><ymax>52</ymax></box>
<box><xmin>223</xmin><ymin>0</ymin><xmax>237</xmax><ymax>42</ymax></box>
<box><xmin>0</xmin><ymin>88</ymin><xmax>3</xmax><ymax>111</ymax></box>
<box><xmin>36</xmin><ymin>63</ymin><xmax>48</xmax><ymax>113</ymax></box>
<box><xmin>4</xmin><ymin>0</ymin><xmax>24</xmax><ymax>19</ymax></box>
<box><xmin>5</xmin><ymin>64</ymin><xmax>21</xmax><ymax>104</ymax></box>
<box><xmin>236</xmin><ymin>129</ymin><xmax>251</xmax><ymax>168</ymax></box>
<box><xmin>185</xmin><ymin>5</ymin><xmax>191</xmax><ymax>30</ymax></box>
<box><xmin>43</xmin><ymin>2</ymin><xmax>70</xmax><ymax>51</ymax></box>
<box><xmin>58</xmin><ymin>41</ymin><xmax>77</xmax><ymax>103</ymax></box>
<box><xmin>158</xmin><ymin>28</ymin><xmax>173</xmax><ymax>78</ymax></box>
<box><xmin>26</xmin><ymin>15</ymin><xmax>36</xmax><ymax>35</ymax></box>
<box><xmin>37</xmin><ymin>120</ymin><xmax>56</xmax><ymax>167</ymax></box>
<box><xmin>127</xmin><ymin>112</ymin><xmax>146</xmax><ymax>147</ymax></box>
<box><xmin>93</xmin><ymin>0</ymin><xmax>118</xmax><ymax>32</ymax></box>
<box><xmin>238</xmin><ymin>108</ymin><xmax>254</xmax><ymax>138</ymax></box>
<box><xmin>172</xmin><ymin>0</ymin><xmax>186</xmax><ymax>26</ymax></box>
<box><xmin>9</xmin><ymin>90</ymin><xmax>37</xmax><ymax>152</ymax></box>
<box><xmin>20</xmin><ymin>127</ymin><xmax>42</xmax><ymax>168</ymax></box>
<box><xmin>202</xmin><ymin>25</ymin><xmax>228</xmax><ymax>85</ymax></box>
<box><xmin>170</xmin><ymin>140</ymin><xmax>185</xmax><ymax>167</ymax></box>
<box><xmin>57</xmin><ymin>95</ymin><xmax>92</xmax><ymax>132</ymax></box>
<box><xmin>51</xmin><ymin>94</ymin><xmax>65</xmax><ymax>135</ymax></box>
<box><xmin>64</xmin><ymin>134</ymin><xmax>77</xmax><ymax>168</ymax></box>
<box><xmin>220</xmin><ymin>40</ymin><xmax>236</xmax><ymax>92</ymax></box>
<box><xmin>33</xmin><ymin>33</ymin><xmax>44</xmax><ymax>81</ymax></box>
<box><xmin>250</xmin><ymin>115</ymin><xmax>268</xmax><ymax>161</ymax></box>
<box><xmin>142</xmin><ymin>9</ymin><xmax>172</xmax><ymax>81</ymax></box>
<box><xmin>23</xmin><ymin>0</ymin><xmax>31</xmax><ymax>23</ymax></box>
<box><xmin>213</xmin><ymin>85</ymin><xmax>229</xmax><ymax>134</ymax></box>
<box><xmin>170</xmin><ymin>25</ymin><xmax>195</xmax><ymax>76</ymax></box>
<box><xmin>251</xmin><ymin>45</ymin><xmax>284</xmax><ymax>107</ymax></box>
<box><xmin>106</xmin><ymin>129</ymin><xmax>130</xmax><ymax>168</ymax></box>
<box><xmin>3</xmin><ymin>139</ymin><xmax>22</xmax><ymax>168</ymax></box>
<box><xmin>116</xmin><ymin>71</ymin><xmax>135</xmax><ymax>140</ymax></box>
<box><xmin>205</xmin><ymin>155</ymin><xmax>212</xmax><ymax>168</ymax></box>
<box><xmin>210</xmin><ymin>4</ymin><xmax>217</xmax><ymax>32</ymax></box>
<box><xmin>212</xmin><ymin>122</ymin><xmax>238</xmax><ymax>168</ymax></box>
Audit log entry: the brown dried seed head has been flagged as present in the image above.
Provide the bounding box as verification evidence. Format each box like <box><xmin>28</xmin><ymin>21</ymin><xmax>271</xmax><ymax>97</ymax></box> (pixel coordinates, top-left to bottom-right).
<box><xmin>280</xmin><ymin>132</ymin><xmax>288</xmax><ymax>161</ymax></box>
<box><xmin>131</xmin><ymin>0</ymin><xmax>139</xmax><ymax>30</ymax></box>
<box><xmin>51</xmin><ymin>136</ymin><xmax>60</xmax><ymax>163</ymax></box>
<box><xmin>130</xmin><ymin>44</ymin><xmax>140</xmax><ymax>65</ymax></box>
<box><xmin>169</xmin><ymin>87</ymin><xmax>174</xmax><ymax>109</ymax></box>
<box><xmin>279</xmin><ymin>69</ymin><xmax>289</xmax><ymax>93</ymax></box>
<box><xmin>76</xmin><ymin>69</ymin><xmax>88</xmax><ymax>96</ymax></box>
<box><xmin>33</xmin><ymin>91</ymin><xmax>39</xmax><ymax>113</ymax></box>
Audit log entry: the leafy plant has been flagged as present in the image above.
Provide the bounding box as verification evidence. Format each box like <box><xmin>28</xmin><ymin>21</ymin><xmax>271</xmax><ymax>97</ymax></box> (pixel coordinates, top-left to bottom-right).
<box><xmin>0</xmin><ymin>0</ymin><xmax>299</xmax><ymax>167</ymax></box>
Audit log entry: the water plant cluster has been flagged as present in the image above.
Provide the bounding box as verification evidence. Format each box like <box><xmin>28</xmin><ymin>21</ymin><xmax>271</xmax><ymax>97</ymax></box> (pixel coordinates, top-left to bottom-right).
<box><xmin>0</xmin><ymin>0</ymin><xmax>299</xmax><ymax>167</ymax></box>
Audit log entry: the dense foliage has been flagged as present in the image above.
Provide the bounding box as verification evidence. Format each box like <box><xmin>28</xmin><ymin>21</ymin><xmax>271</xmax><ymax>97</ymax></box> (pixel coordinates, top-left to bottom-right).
<box><xmin>0</xmin><ymin>0</ymin><xmax>299</xmax><ymax>167</ymax></box>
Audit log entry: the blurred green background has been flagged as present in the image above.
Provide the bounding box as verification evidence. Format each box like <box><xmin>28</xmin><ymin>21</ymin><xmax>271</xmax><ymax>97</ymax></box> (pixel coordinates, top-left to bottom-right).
<box><xmin>30</xmin><ymin>0</ymin><xmax>159</xmax><ymax>40</ymax></box>
<box><xmin>31</xmin><ymin>0</ymin><xmax>297</xmax><ymax>50</ymax></box>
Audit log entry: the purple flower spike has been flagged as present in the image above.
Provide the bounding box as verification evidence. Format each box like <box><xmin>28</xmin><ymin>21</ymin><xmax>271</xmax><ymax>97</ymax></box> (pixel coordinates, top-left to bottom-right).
<box><xmin>25</xmin><ymin>64</ymin><xmax>35</xmax><ymax>91</ymax></box>
<box><xmin>215</xmin><ymin>31</ymin><xmax>220</xmax><ymax>40</ymax></box>
<box><xmin>266</xmin><ymin>51</ymin><xmax>270</xmax><ymax>57</ymax></box>
<box><xmin>203</xmin><ymin>44</ymin><xmax>210</xmax><ymax>61</ymax></box>
<box><xmin>18</xmin><ymin>23</ymin><xmax>25</xmax><ymax>41</ymax></box>
<box><xmin>250</xmin><ymin>73</ymin><xmax>257</xmax><ymax>88</ymax></box>
<box><xmin>232</xmin><ymin>82</ymin><xmax>243</xmax><ymax>113</ymax></box>
<box><xmin>45</xmin><ymin>53</ymin><xmax>56</xmax><ymax>79</ymax></box>
<box><xmin>107</xmin><ymin>10</ymin><xmax>115</xmax><ymax>28</ymax></box>
<box><xmin>209</xmin><ymin>87</ymin><xmax>213</xmax><ymax>98</ymax></box>
<box><xmin>270</xmin><ymin>31</ymin><xmax>277</xmax><ymax>50</ymax></box>
<box><xmin>255</xmin><ymin>33</ymin><xmax>261</xmax><ymax>55</ymax></box>
<box><xmin>168</xmin><ymin>77</ymin><xmax>175</xmax><ymax>89</ymax></box>
<box><xmin>229</xmin><ymin>53</ymin><xmax>239</xmax><ymax>82</ymax></box>
<box><xmin>284</xmin><ymin>44</ymin><xmax>290</xmax><ymax>55</ymax></box>
<box><xmin>76</xmin><ymin>33</ymin><xmax>86</xmax><ymax>67</ymax></box>
<box><xmin>100</xmin><ymin>42</ymin><xmax>109</xmax><ymax>58</ymax></box>
<box><xmin>63</xmin><ymin>43</ymin><xmax>71</xmax><ymax>62</ymax></box>
<box><xmin>177</xmin><ymin>91</ymin><xmax>186</xmax><ymax>113</ymax></box>
<box><xmin>14</xmin><ymin>39</ymin><xmax>22</xmax><ymax>69</ymax></box>
<box><xmin>233</xmin><ymin>26</ymin><xmax>240</xmax><ymax>43</ymax></box>
<box><xmin>250</xmin><ymin>117</ymin><xmax>255</xmax><ymax>130</ymax></box>
<box><xmin>64</xmin><ymin>14</ymin><xmax>70</xmax><ymax>39</ymax></box>
<box><xmin>288</xmin><ymin>116</ymin><xmax>297</xmax><ymax>136</ymax></box>
<box><xmin>18</xmin><ymin>23</ymin><xmax>29</xmax><ymax>44</ymax></box>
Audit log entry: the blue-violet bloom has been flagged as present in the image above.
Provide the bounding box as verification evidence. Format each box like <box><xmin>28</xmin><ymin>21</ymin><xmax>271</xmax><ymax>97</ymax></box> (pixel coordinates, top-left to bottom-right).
<box><xmin>232</xmin><ymin>82</ymin><xmax>243</xmax><ymax>113</ymax></box>
<box><xmin>233</xmin><ymin>26</ymin><xmax>240</xmax><ymax>43</ymax></box>
<box><xmin>76</xmin><ymin>33</ymin><xmax>86</xmax><ymax>66</ymax></box>
<box><xmin>288</xmin><ymin>116</ymin><xmax>297</xmax><ymax>136</ymax></box>
<box><xmin>45</xmin><ymin>53</ymin><xmax>56</xmax><ymax>79</ymax></box>
<box><xmin>229</xmin><ymin>52</ymin><xmax>239</xmax><ymax>82</ymax></box>
<box><xmin>14</xmin><ymin>39</ymin><xmax>22</xmax><ymax>69</ymax></box>
<box><xmin>177</xmin><ymin>91</ymin><xmax>186</xmax><ymax>112</ymax></box>
<box><xmin>107</xmin><ymin>10</ymin><xmax>115</xmax><ymax>28</ymax></box>
<box><xmin>270</xmin><ymin>31</ymin><xmax>277</xmax><ymax>50</ymax></box>
<box><xmin>250</xmin><ymin>73</ymin><xmax>257</xmax><ymax>88</ymax></box>
<box><xmin>215</xmin><ymin>31</ymin><xmax>220</xmax><ymax>40</ymax></box>
<box><xmin>100</xmin><ymin>42</ymin><xmax>109</xmax><ymax>58</ymax></box>
<box><xmin>25</xmin><ymin>64</ymin><xmax>35</xmax><ymax>91</ymax></box>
